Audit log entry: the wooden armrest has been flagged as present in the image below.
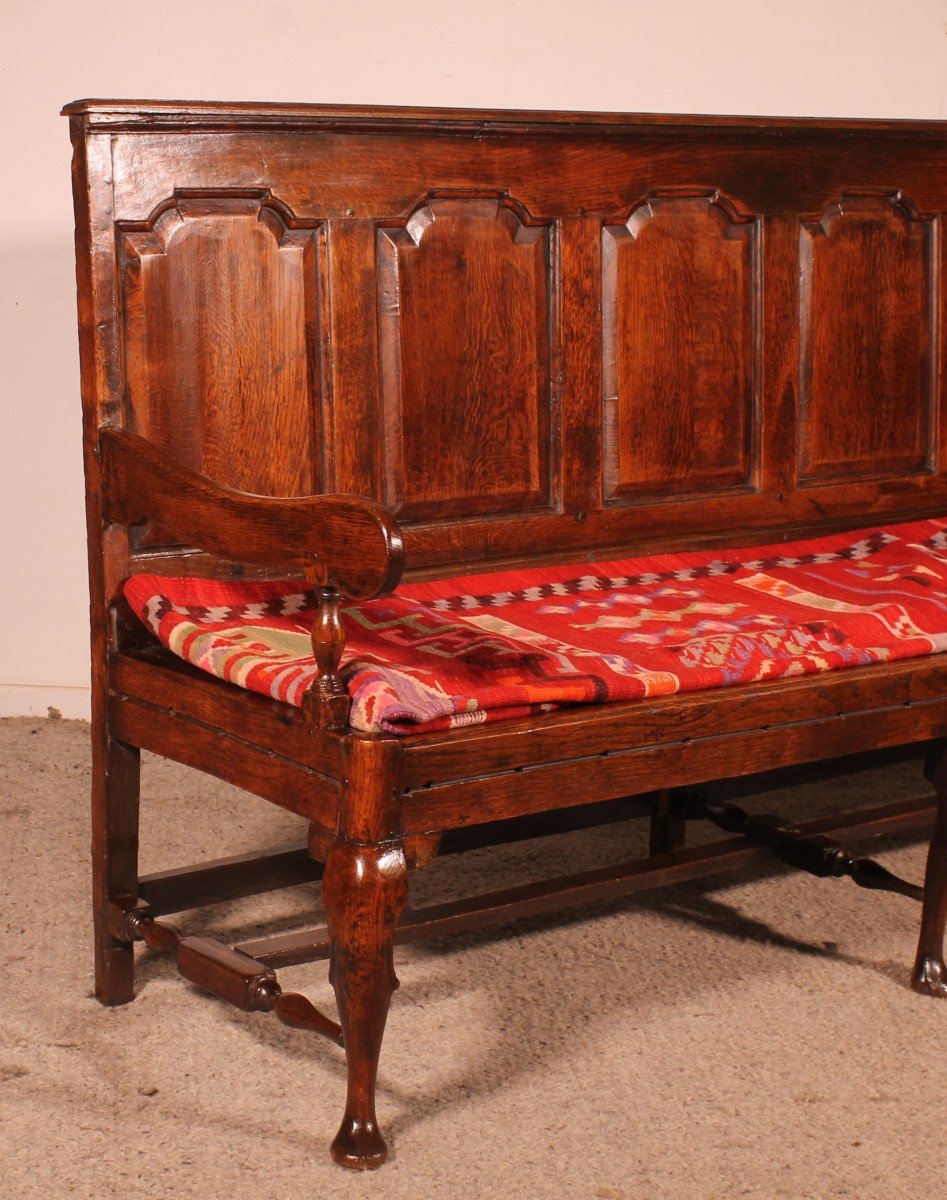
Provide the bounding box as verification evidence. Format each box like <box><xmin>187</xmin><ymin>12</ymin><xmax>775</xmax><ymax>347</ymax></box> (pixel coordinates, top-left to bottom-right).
<box><xmin>99</xmin><ymin>427</ymin><xmax>404</xmax><ymax>600</ymax></box>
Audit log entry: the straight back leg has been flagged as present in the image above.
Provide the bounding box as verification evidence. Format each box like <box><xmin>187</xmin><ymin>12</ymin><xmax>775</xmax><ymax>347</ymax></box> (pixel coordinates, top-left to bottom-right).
<box><xmin>91</xmin><ymin>722</ymin><xmax>140</xmax><ymax>1005</ymax></box>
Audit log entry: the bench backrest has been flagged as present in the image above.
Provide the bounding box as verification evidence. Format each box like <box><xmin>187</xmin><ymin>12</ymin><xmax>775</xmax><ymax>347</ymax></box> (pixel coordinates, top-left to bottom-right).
<box><xmin>66</xmin><ymin>101</ymin><xmax>947</xmax><ymax>584</ymax></box>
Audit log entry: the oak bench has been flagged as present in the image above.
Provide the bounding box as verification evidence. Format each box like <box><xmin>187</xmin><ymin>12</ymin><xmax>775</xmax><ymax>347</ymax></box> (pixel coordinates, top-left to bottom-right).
<box><xmin>64</xmin><ymin>98</ymin><xmax>947</xmax><ymax>1169</ymax></box>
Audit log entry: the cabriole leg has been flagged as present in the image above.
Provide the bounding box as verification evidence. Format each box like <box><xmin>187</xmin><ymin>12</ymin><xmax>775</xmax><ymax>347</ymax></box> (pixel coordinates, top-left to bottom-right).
<box><xmin>92</xmin><ymin>731</ymin><xmax>140</xmax><ymax>1005</ymax></box>
<box><xmin>323</xmin><ymin>839</ymin><xmax>408</xmax><ymax>1169</ymax></box>
<box><xmin>913</xmin><ymin>746</ymin><xmax>947</xmax><ymax>997</ymax></box>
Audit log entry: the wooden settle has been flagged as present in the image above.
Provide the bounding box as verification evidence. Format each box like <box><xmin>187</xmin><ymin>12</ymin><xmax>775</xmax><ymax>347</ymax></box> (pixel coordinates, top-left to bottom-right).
<box><xmin>64</xmin><ymin>99</ymin><xmax>947</xmax><ymax>1169</ymax></box>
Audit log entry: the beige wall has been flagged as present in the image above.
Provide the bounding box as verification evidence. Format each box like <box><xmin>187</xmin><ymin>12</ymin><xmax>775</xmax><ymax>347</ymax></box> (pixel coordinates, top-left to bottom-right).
<box><xmin>2</xmin><ymin>0</ymin><xmax>946</xmax><ymax>718</ymax></box>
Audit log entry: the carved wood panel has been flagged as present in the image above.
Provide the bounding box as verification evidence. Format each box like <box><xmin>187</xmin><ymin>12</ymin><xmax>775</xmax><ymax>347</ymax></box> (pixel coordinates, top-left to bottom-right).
<box><xmin>377</xmin><ymin>198</ymin><xmax>555</xmax><ymax>521</ymax></box>
<box><xmin>798</xmin><ymin>194</ymin><xmax>937</xmax><ymax>482</ymax></box>
<box><xmin>120</xmin><ymin>193</ymin><xmax>323</xmax><ymax>497</ymax></box>
<box><xmin>602</xmin><ymin>193</ymin><xmax>760</xmax><ymax>504</ymax></box>
<box><xmin>89</xmin><ymin>107</ymin><xmax>947</xmax><ymax>577</ymax></box>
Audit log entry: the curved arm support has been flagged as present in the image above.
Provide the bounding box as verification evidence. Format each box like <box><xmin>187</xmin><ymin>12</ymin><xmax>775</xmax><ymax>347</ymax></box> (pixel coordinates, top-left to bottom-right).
<box><xmin>99</xmin><ymin>427</ymin><xmax>404</xmax><ymax>600</ymax></box>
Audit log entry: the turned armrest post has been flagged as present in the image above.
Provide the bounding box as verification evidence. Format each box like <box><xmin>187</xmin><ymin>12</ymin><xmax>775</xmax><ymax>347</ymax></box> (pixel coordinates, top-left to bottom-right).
<box><xmin>304</xmin><ymin>584</ymin><xmax>351</xmax><ymax>731</ymax></box>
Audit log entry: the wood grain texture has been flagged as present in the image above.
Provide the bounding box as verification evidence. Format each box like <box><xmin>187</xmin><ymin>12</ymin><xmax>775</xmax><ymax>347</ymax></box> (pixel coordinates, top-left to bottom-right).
<box><xmin>323</xmin><ymin>221</ymin><xmax>383</xmax><ymax>496</ymax></box>
<box><xmin>109</xmin><ymin>693</ymin><xmax>340</xmax><ymax>828</ymax></box>
<box><xmin>137</xmin><ymin>840</ymin><xmax>320</xmax><ymax>916</ymax></box>
<box><xmin>324</xmin><ymin>739</ymin><xmax>407</xmax><ymax>1168</ymax></box>
<box><xmin>400</xmin><ymin>653</ymin><xmax>947</xmax><ymax>785</ymax></box>
<box><xmin>799</xmin><ymin>194</ymin><xmax>937</xmax><ymax>482</ymax></box>
<box><xmin>558</xmin><ymin>216</ymin><xmax>602</xmax><ymax>515</ymax></box>
<box><xmin>324</xmin><ymin>840</ymin><xmax>407</xmax><ymax>1168</ymax></box>
<box><xmin>401</xmin><ymin>694</ymin><xmax>947</xmax><ymax>836</ymax></box>
<box><xmin>115</xmin><ymin>904</ymin><xmax>345</xmax><ymax>1044</ymax></box>
<box><xmin>109</xmin><ymin>650</ymin><xmax>344</xmax><ymax>778</ymax></box>
<box><xmin>603</xmin><ymin>193</ymin><xmax>759</xmax><ymax>501</ymax></box>
<box><xmin>67</xmin><ymin>107</ymin><xmax>947</xmax><ymax>574</ymax></box>
<box><xmin>65</xmin><ymin>101</ymin><xmax>947</xmax><ymax>1171</ymax></box>
<box><xmin>120</xmin><ymin>194</ymin><xmax>322</xmax><ymax>499</ymax></box>
<box><xmin>378</xmin><ymin>198</ymin><xmax>554</xmax><ymax>519</ymax></box>
<box><xmin>61</xmin><ymin>98</ymin><xmax>947</xmax><ymax>132</ymax></box>
<box><xmin>302</xmin><ymin>585</ymin><xmax>351</xmax><ymax>730</ymax></box>
<box><xmin>100</xmin><ymin>427</ymin><xmax>403</xmax><ymax>599</ymax></box>
<box><xmin>239</xmin><ymin>796</ymin><xmax>934</xmax><ymax>969</ymax></box>
<box><xmin>102</xmin><ymin>127</ymin><xmax>947</xmax><ymax>224</ymax></box>
<box><xmin>69</xmin><ymin>121</ymin><xmax>141</xmax><ymax>1006</ymax></box>
<box><xmin>91</xmin><ymin>735</ymin><xmax>140</xmax><ymax>1004</ymax></box>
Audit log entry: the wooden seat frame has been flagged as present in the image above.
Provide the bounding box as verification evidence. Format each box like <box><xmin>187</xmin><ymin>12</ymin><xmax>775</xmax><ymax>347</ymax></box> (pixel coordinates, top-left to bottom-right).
<box><xmin>64</xmin><ymin>99</ymin><xmax>947</xmax><ymax>1169</ymax></box>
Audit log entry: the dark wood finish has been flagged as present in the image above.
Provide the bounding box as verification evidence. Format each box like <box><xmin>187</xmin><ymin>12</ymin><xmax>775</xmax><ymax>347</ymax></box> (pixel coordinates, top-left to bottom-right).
<box><xmin>303</xmin><ymin>585</ymin><xmax>350</xmax><ymax>730</ymax></box>
<box><xmin>137</xmin><ymin>795</ymin><xmax>661</xmax><ymax>925</ymax></box>
<box><xmin>58</xmin><ymin>98</ymin><xmax>947</xmax><ymax>132</ymax></box>
<box><xmin>377</xmin><ymin>198</ymin><xmax>554</xmax><ymax>520</ymax></box>
<box><xmin>323</xmin><ymin>221</ymin><xmax>382</xmax><ymax>496</ymax></box>
<box><xmin>101</xmin><ymin>427</ymin><xmax>404</xmax><ymax>599</ymax></box>
<box><xmin>119</xmin><ymin>194</ymin><xmax>322</xmax><ymax>501</ymax></box>
<box><xmin>323</xmin><ymin>740</ymin><xmax>408</xmax><ymax>1169</ymax></box>
<box><xmin>138</xmin><ymin>840</ymin><xmax>320</xmax><ymax>916</ymax></box>
<box><xmin>914</xmin><ymin>744</ymin><xmax>947</xmax><ymax>995</ymax></box>
<box><xmin>66</xmin><ymin>100</ymin><xmax>947</xmax><ymax>1170</ymax></box>
<box><xmin>238</xmin><ymin>796</ymin><xmax>935</xmax><ymax>969</ymax></box>
<box><xmin>693</xmin><ymin>742</ymin><xmax>927</xmax><ymax>802</ymax></box>
<box><xmin>649</xmin><ymin>788</ymin><xmax>686</xmax><ymax>856</ymax></box>
<box><xmin>684</xmin><ymin>793</ymin><xmax>923</xmax><ymax>900</ymax></box>
<box><xmin>91</xmin><ymin>735</ymin><xmax>140</xmax><ymax>1004</ymax></box>
<box><xmin>117</xmin><ymin>900</ymin><xmax>344</xmax><ymax>1044</ymax></box>
<box><xmin>69</xmin><ymin>99</ymin><xmax>947</xmax><ymax>582</ymax></box>
<box><xmin>799</xmin><ymin>195</ymin><xmax>936</xmax><ymax>483</ymax></box>
<box><xmin>109</xmin><ymin>649</ymin><xmax>344</xmax><ymax>777</ymax></box>
<box><xmin>399</xmin><ymin>693</ymin><xmax>947</xmax><ymax>835</ymax></box>
<box><xmin>317</xmin><ymin>789</ymin><xmax>655</xmax><ymax>866</ymax></box>
<box><xmin>177</xmin><ymin>935</ymin><xmax>283</xmax><ymax>1009</ymax></box>
<box><xmin>602</xmin><ymin>193</ymin><xmax>759</xmax><ymax>502</ymax></box>
<box><xmin>399</xmin><ymin>654</ymin><xmax>947</xmax><ymax>786</ymax></box>
<box><xmin>109</xmin><ymin>693</ymin><xmax>340</xmax><ymax>827</ymax></box>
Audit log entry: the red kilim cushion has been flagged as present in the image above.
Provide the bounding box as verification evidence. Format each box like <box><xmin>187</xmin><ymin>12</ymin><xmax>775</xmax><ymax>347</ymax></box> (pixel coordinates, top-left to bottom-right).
<box><xmin>124</xmin><ymin>517</ymin><xmax>947</xmax><ymax>736</ymax></box>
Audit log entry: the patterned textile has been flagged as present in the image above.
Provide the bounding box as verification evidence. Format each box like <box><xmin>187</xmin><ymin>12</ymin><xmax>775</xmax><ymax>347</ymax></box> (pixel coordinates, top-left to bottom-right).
<box><xmin>124</xmin><ymin>518</ymin><xmax>947</xmax><ymax>736</ymax></box>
